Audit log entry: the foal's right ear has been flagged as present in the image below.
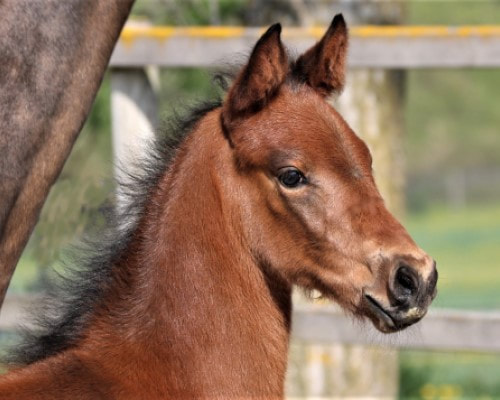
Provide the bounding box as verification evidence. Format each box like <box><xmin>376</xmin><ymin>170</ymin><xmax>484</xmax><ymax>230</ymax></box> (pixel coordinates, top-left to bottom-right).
<box><xmin>222</xmin><ymin>23</ymin><xmax>288</xmax><ymax>133</ymax></box>
<box><xmin>293</xmin><ymin>14</ymin><xmax>348</xmax><ymax>97</ymax></box>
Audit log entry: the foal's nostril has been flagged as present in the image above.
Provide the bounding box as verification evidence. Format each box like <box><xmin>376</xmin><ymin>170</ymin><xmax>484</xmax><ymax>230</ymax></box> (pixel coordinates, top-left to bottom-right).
<box><xmin>395</xmin><ymin>265</ymin><xmax>419</xmax><ymax>297</ymax></box>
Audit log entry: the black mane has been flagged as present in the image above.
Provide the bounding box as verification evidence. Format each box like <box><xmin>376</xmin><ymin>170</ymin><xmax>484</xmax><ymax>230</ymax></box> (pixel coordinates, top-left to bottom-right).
<box><xmin>5</xmin><ymin>99</ymin><xmax>222</xmax><ymax>366</ymax></box>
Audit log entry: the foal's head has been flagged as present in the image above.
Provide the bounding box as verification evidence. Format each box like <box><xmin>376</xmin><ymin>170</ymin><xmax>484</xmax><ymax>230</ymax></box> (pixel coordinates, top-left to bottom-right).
<box><xmin>220</xmin><ymin>15</ymin><xmax>437</xmax><ymax>333</ymax></box>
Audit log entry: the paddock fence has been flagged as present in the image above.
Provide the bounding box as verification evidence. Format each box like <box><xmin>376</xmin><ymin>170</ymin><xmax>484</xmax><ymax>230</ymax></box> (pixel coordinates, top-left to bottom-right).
<box><xmin>112</xmin><ymin>25</ymin><xmax>500</xmax><ymax>68</ymax></box>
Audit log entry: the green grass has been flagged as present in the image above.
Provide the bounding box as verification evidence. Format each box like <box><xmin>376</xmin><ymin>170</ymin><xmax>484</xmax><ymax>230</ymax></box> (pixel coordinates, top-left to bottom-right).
<box><xmin>400</xmin><ymin>351</ymin><xmax>500</xmax><ymax>399</ymax></box>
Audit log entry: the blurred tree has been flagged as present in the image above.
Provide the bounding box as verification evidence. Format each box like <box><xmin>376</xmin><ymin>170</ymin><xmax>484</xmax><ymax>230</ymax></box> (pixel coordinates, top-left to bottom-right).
<box><xmin>132</xmin><ymin>0</ymin><xmax>246</xmax><ymax>25</ymax></box>
<box><xmin>244</xmin><ymin>0</ymin><xmax>299</xmax><ymax>25</ymax></box>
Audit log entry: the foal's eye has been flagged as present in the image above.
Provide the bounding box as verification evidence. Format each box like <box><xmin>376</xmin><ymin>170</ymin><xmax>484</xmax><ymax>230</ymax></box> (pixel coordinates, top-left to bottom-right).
<box><xmin>278</xmin><ymin>168</ymin><xmax>307</xmax><ymax>188</ymax></box>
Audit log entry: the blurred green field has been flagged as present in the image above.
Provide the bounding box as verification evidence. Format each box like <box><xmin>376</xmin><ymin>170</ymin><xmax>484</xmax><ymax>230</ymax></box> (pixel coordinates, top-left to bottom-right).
<box><xmin>399</xmin><ymin>203</ymin><xmax>500</xmax><ymax>399</ymax></box>
<box><xmin>400</xmin><ymin>350</ymin><xmax>500</xmax><ymax>399</ymax></box>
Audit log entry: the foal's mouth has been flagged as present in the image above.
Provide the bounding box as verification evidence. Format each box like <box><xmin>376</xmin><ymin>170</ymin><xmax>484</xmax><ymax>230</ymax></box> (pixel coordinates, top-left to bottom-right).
<box><xmin>363</xmin><ymin>294</ymin><xmax>398</xmax><ymax>333</ymax></box>
<box><xmin>362</xmin><ymin>294</ymin><xmax>425</xmax><ymax>333</ymax></box>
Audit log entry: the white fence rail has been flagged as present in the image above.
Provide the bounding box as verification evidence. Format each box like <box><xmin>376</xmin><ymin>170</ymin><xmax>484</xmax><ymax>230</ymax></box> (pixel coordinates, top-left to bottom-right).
<box><xmin>293</xmin><ymin>305</ymin><xmax>500</xmax><ymax>353</ymax></box>
<box><xmin>111</xmin><ymin>25</ymin><xmax>500</xmax><ymax>68</ymax></box>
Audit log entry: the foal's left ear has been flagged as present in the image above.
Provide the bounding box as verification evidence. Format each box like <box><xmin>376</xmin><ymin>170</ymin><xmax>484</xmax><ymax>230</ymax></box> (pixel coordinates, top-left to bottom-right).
<box><xmin>293</xmin><ymin>14</ymin><xmax>348</xmax><ymax>97</ymax></box>
<box><xmin>222</xmin><ymin>23</ymin><xmax>288</xmax><ymax>132</ymax></box>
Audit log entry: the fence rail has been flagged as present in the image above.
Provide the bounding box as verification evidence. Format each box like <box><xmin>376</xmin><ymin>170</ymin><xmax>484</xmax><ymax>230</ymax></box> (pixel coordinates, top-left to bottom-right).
<box><xmin>293</xmin><ymin>305</ymin><xmax>500</xmax><ymax>353</ymax></box>
<box><xmin>110</xmin><ymin>25</ymin><xmax>500</xmax><ymax>68</ymax></box>
<box><xmin>1</xmin><ymin>296</ymin><xmax>499</xmax><ymax>353</ymax></box>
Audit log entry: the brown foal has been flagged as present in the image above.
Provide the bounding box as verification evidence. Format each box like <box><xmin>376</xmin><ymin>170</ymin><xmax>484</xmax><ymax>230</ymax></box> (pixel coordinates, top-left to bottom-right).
<box><xmin>0</xmin><ymin>14</ymin><xmax>437</xmax><ymax>399</ymax></box>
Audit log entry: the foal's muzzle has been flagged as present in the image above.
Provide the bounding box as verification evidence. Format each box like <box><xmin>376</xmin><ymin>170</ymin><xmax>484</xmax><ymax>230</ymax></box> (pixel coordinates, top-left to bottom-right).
<box><xmin>364</xmin><ymin>261</ymin><xmax>438</xmax><ymax>333</ymax></box>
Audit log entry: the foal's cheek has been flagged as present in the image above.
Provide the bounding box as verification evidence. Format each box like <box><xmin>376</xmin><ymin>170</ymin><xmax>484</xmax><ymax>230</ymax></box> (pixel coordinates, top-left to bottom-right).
<box><xmin>289</xmin><ymin>191</ymin><xmax>330</xmax><ymax>240</ymax></box>
<box><xmin>299</xmin><ymin>206</ymin><xmax>327</xmax><ymax>240</ymax></box>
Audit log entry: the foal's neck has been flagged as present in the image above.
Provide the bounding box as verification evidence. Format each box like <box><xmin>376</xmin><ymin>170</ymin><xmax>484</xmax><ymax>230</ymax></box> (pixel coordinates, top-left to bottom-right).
<box><xmin>143</xmin><ymin>111</ymin><xmax>291</xmax><ymax>324</ymax></box>
<box><xmin>99</xmin><ymin>110</ymin><xmax>291</xmax><ymax>396</ymax></box>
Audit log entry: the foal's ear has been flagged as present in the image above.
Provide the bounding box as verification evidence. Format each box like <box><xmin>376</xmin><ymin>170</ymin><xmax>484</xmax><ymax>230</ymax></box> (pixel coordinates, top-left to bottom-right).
<box><xmin>294</xmin><ymin>14</ymin><xmax>348</xmax><ymax>97</ymax></box>
<box><xmin>222</xmin><ymin>23</ymin><xmax>288</xmax><ymax>132</ymax></box>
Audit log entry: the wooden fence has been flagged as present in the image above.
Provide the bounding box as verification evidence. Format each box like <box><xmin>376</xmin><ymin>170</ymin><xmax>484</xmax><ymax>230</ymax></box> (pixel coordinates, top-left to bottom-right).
<box><xmin>111</xmin><ymin>25</ymin><xmax>500</xmax><ymax>68</ymax></box>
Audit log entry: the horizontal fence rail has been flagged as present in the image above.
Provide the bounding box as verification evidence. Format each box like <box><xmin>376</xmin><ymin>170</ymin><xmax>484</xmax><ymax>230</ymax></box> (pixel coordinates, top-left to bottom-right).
<box><xmin>293</xmin><ymin>305</ymin><xmax>500</xmax><ymax>353</ymax></box>
<box><xmin>2</xmin><ymin>296</ymin><xmax>500</xmax><ymax>353</ymax></box>
<box><xmin>110</xmin><ymin>25</ymin><xmax>500</xmax><ymax>68</ymax></box>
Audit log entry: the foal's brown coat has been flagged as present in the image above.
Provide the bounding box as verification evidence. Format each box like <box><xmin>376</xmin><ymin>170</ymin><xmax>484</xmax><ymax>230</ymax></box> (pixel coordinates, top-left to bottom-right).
<box><xmin>0</xmin><ymin>15</ymin><xmax>436</xmax><ymax>399</ymax></box>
